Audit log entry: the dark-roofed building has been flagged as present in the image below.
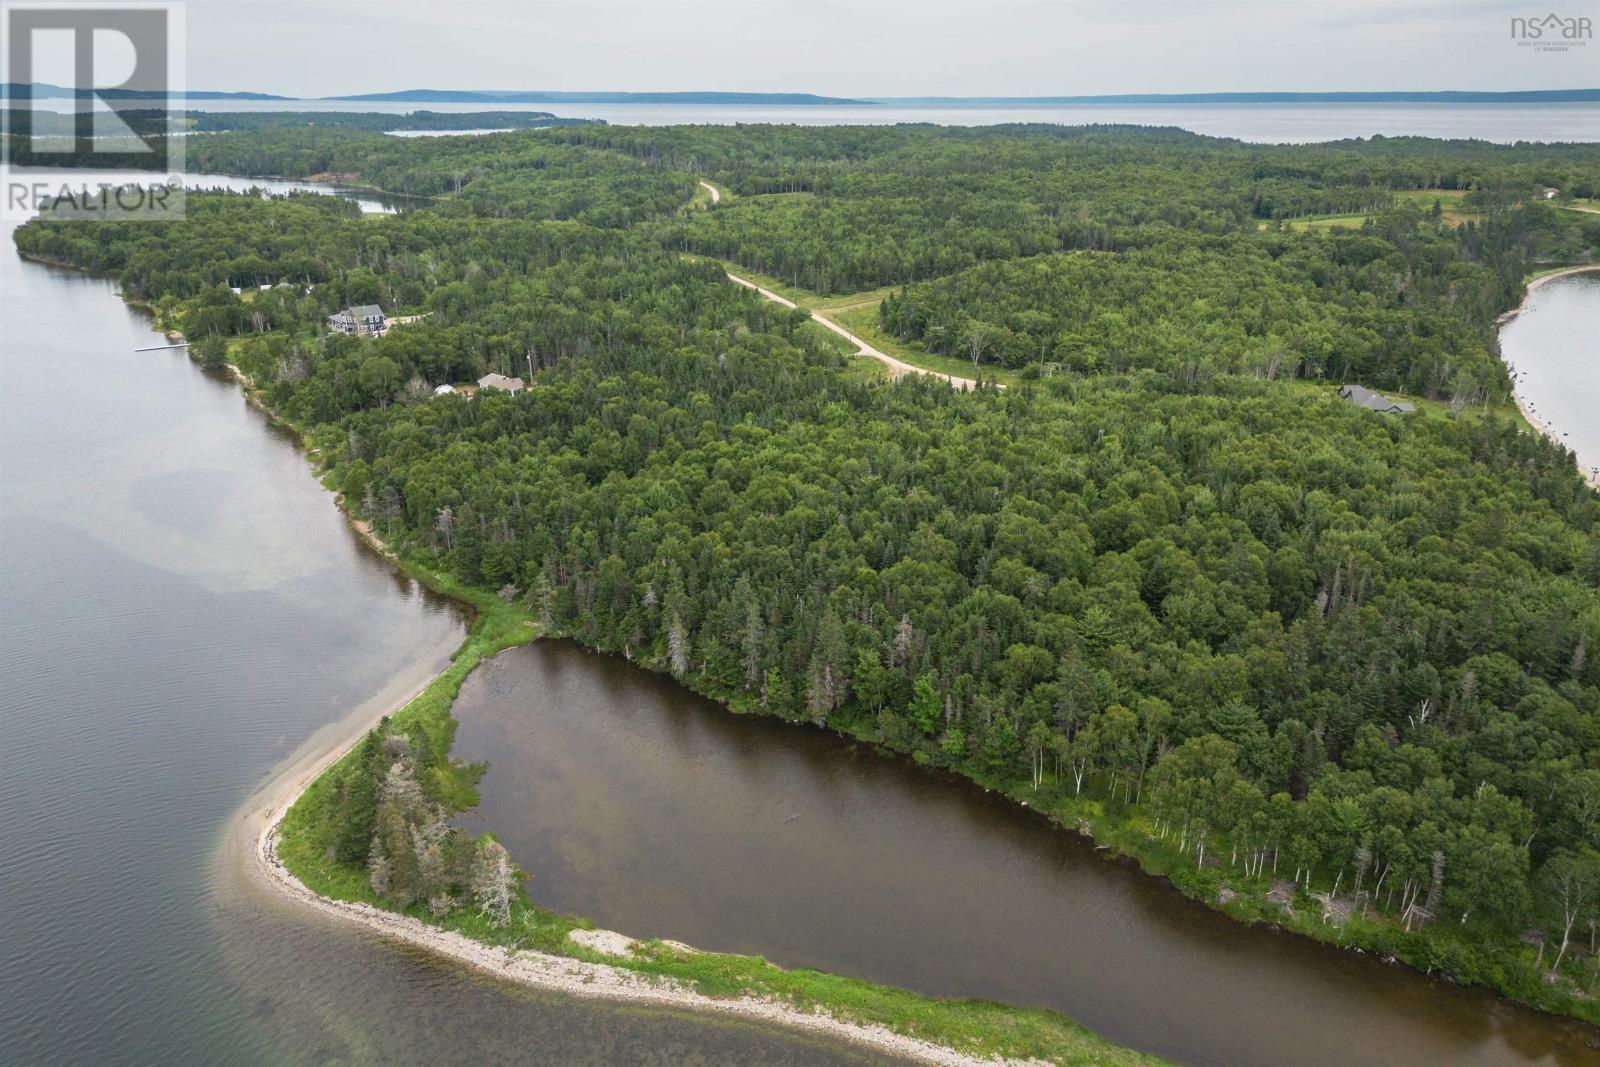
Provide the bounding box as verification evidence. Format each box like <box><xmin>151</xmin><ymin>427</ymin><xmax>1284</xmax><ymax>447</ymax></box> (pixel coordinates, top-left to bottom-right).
<box><xmin>1340</xmin><ymin>384</ymin><xmax>1415</xmax><ymax>415</ymax></box>
<box><xmin>330</xmin><ymin>304</ymin><xmax>386</xmax><ymax>336</ymax></box>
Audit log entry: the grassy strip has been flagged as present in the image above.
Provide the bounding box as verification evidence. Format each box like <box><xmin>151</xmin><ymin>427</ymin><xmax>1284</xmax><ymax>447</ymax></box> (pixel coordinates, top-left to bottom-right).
<box><xmin>620</xmin><ymin>942</ymin><xmax>1163</xmax><ymax>1066</ymax></box>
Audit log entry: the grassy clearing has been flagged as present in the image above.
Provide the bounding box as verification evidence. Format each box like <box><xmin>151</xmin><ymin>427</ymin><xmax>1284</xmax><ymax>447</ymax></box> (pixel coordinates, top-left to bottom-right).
<box><xmin>1400</xmin><ymin>195</ymin><xmax>1483</xmax><ymax>227</ymax></box>
<box><xmin>1271</xmin><ymin>378</ymin><xmax>1532</xmax><ymax>432</ymax></box>
<box><xmin>1267</xmin><ymin>189</ymin><xmax>1485</xmax><ymax>233</ymax></box>
<box><xmin>811</xmin><ymin>286</ymin><xmax>900</xmax><ymax>314</ymax></box>
<box><xmin>1280</xmin><ymin>212</ymin><xmax>1373</xmax><ymax>233</ymax></box>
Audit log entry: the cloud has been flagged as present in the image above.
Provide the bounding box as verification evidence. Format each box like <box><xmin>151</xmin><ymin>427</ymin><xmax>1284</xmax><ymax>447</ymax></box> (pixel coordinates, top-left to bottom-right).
<box><xmin>177</xmin><ymin>0</ymin><xmax>1590</xmax><ymax>97</ymax></box>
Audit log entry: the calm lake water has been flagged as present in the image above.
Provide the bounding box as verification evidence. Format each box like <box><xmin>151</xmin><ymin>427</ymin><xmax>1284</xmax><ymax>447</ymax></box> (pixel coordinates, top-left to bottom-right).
<box><xmin>1499</xmin><ymin>271</ymin><xmax>1600</xmax><ymax>483</ymax></box>
<box><xmin>155</xmin><ymin>98</ymin><xmax>1600</xmax><ymax>143</ymax></box>
<box><xmin>454</xmin><ymin>643</ymin><xmax>1600</xmax><ymax>1067</ymax></box>
<box><xmin>0</xmin><ymin>173</ymin><xmax>894</xmax><ymax>1066</ymax></box>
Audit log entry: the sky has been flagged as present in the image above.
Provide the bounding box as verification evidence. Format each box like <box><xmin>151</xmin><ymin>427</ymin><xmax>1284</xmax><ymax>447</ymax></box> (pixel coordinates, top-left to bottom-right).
<box><xmin>179</xmin><ymin>0</ymin><xmax>1595</xmax><ymax>97</ymax></box>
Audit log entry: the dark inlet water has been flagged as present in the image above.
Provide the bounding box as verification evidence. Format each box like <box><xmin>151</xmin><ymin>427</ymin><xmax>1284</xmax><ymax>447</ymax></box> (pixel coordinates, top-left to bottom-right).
<box><xmin>0</xmin><ymin>173</ymin><xmax>893</xmax><ymax>1066</ymax></box>
<box><xmin>455</xmin><ymin>641</ymin><xmax>1600</xmax><ymax>1067</ymax></box>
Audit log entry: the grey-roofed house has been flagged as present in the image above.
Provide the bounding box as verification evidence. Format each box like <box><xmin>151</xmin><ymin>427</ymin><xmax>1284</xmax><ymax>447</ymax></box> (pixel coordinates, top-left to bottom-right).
<box><xmin>330</xmin><ymin>304</ymin><xmax>386</xmax><ymax>336</ymax></box>
<box><xmin>477</xmin><ymin>373</ymin><xmax>525</xmax><ymax>394</ymax></box>
<box><xmin>1339</xmin><ymin>384</ymin><xmax>1415</xmax><ymax>415</ymax></box>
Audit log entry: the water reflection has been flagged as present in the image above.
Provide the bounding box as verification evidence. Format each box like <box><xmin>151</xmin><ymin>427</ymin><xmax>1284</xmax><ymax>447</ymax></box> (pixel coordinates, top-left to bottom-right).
<box><xmin>456</xmin><ymin>641</ymin><xmax>1600</xmax><ymax>1067</ymax></box>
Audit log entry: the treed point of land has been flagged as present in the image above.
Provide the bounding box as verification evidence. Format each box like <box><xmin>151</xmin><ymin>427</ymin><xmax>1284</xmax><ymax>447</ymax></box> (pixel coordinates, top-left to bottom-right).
<box><xmin>14</xmin><ymin>120</ymin><xmax>1600</xmax><ymax>1051</ymax></box>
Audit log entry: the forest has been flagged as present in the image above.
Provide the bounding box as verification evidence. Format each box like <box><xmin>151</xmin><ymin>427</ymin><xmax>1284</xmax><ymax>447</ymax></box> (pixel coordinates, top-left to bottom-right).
<box><xmin>874</xmin><ymin>210</ymin><xmax>1578</xmax><ymax>401</ymax></box>
<box><xmin>14</xmin><ymin>121</ymin><xmax>1600</xmax><ymax>1020</ymax></box>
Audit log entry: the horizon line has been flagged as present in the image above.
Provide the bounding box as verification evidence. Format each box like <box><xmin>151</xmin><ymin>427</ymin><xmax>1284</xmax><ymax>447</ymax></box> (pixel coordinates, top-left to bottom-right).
<box><xmin>4</xmin><ymin>84</ymin><xmax>1598</xmax><ymax>105</ymax></box>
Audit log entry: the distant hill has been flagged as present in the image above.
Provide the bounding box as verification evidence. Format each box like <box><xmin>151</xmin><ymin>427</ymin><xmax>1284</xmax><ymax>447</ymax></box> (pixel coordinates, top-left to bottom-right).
<box><xmin>873</xmin><ymin>90</ymin><xmax>1600</xmax><ymax>104</ymax></box>
<box><xmin>184</xmin><ymin>110</ymin><xmax>602</xmax><ymax>132</ymax></box>
<box><xmin>1</xmin><ymin>82</ymin><xmax>287</xmax><ymax>100</ymax></box>
<box><xmin>321</xmin><ymin>90</ymin><xmax>874</xmax><ymax>106</ymax></box>
<box><xmin>7</xmin><ymin>84</ymin><xmax>1593</xmax><ymax>107</ymax></box>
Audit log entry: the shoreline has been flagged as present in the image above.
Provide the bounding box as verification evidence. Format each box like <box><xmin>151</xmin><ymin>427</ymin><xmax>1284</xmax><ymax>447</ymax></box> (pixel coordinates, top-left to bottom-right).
<box><xmin>221</xmin><ymin>392</ymin><xmax>1048</xmax><ymax>1064</ymax></box>
<box><xmin>248</xmin><ymin>658</ymin><xmax>1037</xmax><ymax>1067</ymax></box>
<box><xmin>1495</xmin><ymin>264</ymin><xmax>1600</xmax><ymax>326</ymax></box>
<box><xmin>56</xmin><ymin>250</ymin><xmax>1045</xmax><ymax>1063</ymax></box>
<box><xmin>1500</xmin><ymin>266</ymin><xmax>1600</xmax><ymax>490</ymax></box>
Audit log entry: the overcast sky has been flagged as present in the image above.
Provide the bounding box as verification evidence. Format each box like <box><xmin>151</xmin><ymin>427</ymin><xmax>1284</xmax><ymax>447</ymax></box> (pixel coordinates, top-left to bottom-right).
<box><xmin>184</xmin><ymin>0</ymin><xmax>1594</xmax><ymax>97</ymax></box>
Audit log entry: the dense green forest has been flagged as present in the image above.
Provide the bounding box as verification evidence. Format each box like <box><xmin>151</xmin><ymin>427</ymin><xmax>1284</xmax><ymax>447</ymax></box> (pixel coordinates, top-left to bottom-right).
<box><xmin>15</xmin><ymin>122</ymin><xmax>1600</xmax><ymax>1020</ymax></box>
<box><xmin>875</xmin><ymin>211</ymin><xmax>1585</xmax><ymax>400</ymax></box>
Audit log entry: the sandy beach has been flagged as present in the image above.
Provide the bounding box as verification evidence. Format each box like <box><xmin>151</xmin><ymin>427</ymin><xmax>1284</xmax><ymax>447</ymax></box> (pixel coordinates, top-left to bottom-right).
<box><xmin>246</xmin><ymin>687</ymin><xmax>1041</xmax><ymax>1067</ymax></box>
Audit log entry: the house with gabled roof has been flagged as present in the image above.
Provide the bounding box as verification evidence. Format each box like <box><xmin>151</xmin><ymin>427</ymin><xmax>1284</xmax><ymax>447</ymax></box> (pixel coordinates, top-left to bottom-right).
<box><xmin>330</xmin><ymin>304</ymin><xmax>386</xmax><ymax>336</ymax></box>
<box><xmin>1340</xmin><ymin>384</ymin><xmax>1415</xmax><ymax>414</ymax></box>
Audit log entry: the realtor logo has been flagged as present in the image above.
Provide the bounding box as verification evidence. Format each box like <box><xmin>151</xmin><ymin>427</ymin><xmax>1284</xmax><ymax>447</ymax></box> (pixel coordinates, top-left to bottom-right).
<box><xmin>1510</xmin><ymin>12</ymin><xmax>1592</xmax><ymax>50</ymax></box>
<box><xmin>1</xmin><ymin>2</ymin><xmax>186</xmax><ymax>220</ymax></box>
